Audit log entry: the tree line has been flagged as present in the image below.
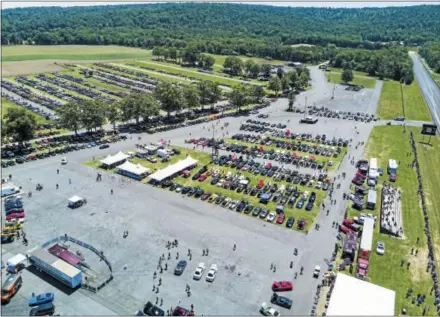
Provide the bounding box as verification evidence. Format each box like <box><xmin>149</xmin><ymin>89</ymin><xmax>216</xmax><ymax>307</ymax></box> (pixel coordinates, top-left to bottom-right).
<box><xmin>420</xmin><ymin>42</ymin><xmax>440</xmax><ymax>74</ymax></box>
<box><xmin>3</xmin><ymin>3</ymin><xmax>440</xmax><ymax>50</ymax></box>
<box><xmin>329</xmin><ymin>46</ymin><xmax>414</xmax><ymax>84</ymax></box>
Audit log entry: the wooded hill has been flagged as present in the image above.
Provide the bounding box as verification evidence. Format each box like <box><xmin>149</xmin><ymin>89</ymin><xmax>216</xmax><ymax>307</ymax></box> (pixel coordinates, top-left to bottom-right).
<box><xmin>2</xmin><ymin>3</ymin><xmax>440</xmax><ymax>50</ymax></box>
<box><xmin>420</xmin><ymin>42</ymin><xmax>440</xmax><ymax>74</ymax></box>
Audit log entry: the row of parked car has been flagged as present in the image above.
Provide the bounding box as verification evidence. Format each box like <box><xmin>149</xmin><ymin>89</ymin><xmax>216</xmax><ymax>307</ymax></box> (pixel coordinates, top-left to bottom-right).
<box><xmin>16</xmin><ymin>76</ymin><xmax>82</xmax><ymax>103</ymax></box>
<box><xmin>96</xmin><ymin>63</ymin><xmax>158</xmax><ymax>86</ymax></box>
<box><xmin>292</xmin><ymin>106</ymin><xmax>377</xmax><ymax>122</ymax></box>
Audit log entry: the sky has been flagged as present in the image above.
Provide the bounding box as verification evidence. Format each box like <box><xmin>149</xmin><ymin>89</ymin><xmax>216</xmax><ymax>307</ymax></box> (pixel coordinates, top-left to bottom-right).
<box><xmin>2</xmin><ymin>1</ymin><xmax>439</xmax><ymax>10</ymax></box>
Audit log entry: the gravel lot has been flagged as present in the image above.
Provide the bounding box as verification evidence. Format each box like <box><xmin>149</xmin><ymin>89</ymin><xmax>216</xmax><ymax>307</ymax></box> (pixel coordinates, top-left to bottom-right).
<box><xmin>1</xmin><ymin>66</ymin><xmax>380</xmax><ymax>316</ymax></box>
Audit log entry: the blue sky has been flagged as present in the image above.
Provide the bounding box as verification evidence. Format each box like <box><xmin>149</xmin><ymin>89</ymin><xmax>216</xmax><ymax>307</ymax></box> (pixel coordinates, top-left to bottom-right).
<box><xmin>2</xmin><ymin>1</ymin><xmax>438</xmax><ymax>10</ymax></box>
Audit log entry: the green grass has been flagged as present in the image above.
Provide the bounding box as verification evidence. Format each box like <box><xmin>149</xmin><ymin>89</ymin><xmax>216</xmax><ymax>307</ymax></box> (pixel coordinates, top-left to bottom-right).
<box><xmin>326</xmin><ymin>67</ymin><xmax>371</xmax><ymax>78</ymax></box>
<box><xmin>2</xmin><ymin>45</ymin><xmax>152</xmax><ymax>62</ymax></box>
<box><xmin>377</xmin><ymin>80</ymin><xmax>404</xmax><ymax>119</ymax></box>
<box><xmin>82</xmin><ymin>145</ymin><xmax>328</xmax><ymax>231</ymax></box>
<box><xmin>206</xmin><ymin>53</ymin><xmax>285</xmax><ymax>68</ymax></box>
<box><xmin>325</xmin><ymin>72</ymin><xmax>376</xmax><ymax>89</ymax></box>
<box><xmin>342</xmin><ymin>125</ymin><xmax>438</xmax><ymax>316</ymax></box>
<box><xmin>402</xmin><ymin>80</ymin><xmax>432</xmax><ymax>121</ymax></box>
<box><xmin>377</xmin><ymin>80</ymin><xmax>432</xmax><ymax>121</ymax></box>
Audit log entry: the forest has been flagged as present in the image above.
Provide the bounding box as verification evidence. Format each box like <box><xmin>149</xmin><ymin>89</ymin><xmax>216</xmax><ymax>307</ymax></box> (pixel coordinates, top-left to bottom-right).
<box><xmin>420</xmin><ymin>42</ymin><xmax>440</xmax><ymax>74</ymax></box>
<box><xmin>2</xmin><ymin>3</ymin><xmax>440</xmax><ymax>51</ymax></box>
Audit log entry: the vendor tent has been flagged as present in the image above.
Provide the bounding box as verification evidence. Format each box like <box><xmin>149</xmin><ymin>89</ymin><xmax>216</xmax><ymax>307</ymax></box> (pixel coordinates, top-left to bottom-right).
<box><xmin>148</xmin><ymin>156</ymin><xmax>198</xmax><ymax>182</ymax></box>
<box><xmin>117</xmin><ymin>161</ymin><xmax>150</xmax><ymax>180</ymax></box>
<box><xmin>100</xmin><ymin>151</ymin><xmax>129</xmax><ymax>169</ymax></box>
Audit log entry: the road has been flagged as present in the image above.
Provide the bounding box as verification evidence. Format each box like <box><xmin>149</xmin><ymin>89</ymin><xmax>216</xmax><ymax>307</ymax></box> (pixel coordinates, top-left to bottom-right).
<box><xmin>410</xmin><ymin>52</ymin><xmax>440</xmax><ymax>131</ymax></box>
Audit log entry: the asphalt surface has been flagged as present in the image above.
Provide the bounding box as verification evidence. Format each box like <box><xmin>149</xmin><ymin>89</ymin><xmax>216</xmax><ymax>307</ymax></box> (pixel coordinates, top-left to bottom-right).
<box><xmin>1</xmin><ymin>67</ymin><xmax>379</xmax><ymax>316</ymax></box>
<box><xmin>410</xmin><ymin>52</ymin><xmax>440</xmax><ymax>131</ymax></box>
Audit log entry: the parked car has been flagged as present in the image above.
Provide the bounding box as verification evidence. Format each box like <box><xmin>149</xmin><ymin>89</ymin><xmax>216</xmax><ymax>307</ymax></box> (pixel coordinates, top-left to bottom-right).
<box><xmin>389</xmin><ymin>173</ymin><xmax>397</xmax><ymax>182</ymax></box>
<box><xmin>205</xmin><ymin>264</ymin><xmax>218</xmax><ymax>282</ymax></box>
<box><xmin>272</xmin><ymin>280</ymin><xmax>293</xmax><ymax>292</ymax></box>
<box><xmin>60</xmin><ymin>157</ymin><xmax>68</xmax><ymax>165</ymax></box>
<box><xmin>286</xmin><ymin>216</ymin><xmax>295</xmax><ymax>228</ymax></box>
<box><xmin>29</xmin><ymin>293</ymin><xmax>55</xmax><ymax>307</ymax></box>
<box><xmin>260</xmin><ymin>302</ymin><xmax>280</xmax><ymax>316</ymax></box>
<box><xmin>174</xmin><ymin>260</ymin><xmax>187</xmax><ymax>276</ymax></box>
<box><xmin>276</xmin><ymin>213</ymin><xmax>285</xmax><ymax>224</ymax></box>
<box><xmin>146</xmin><ymin>156</ymin><xmax>157</xmax><ymax>163</ymax></box>
<box><xmin>193</xmin><ymin>262</ymin><xmax>206</xmax><ymax>280</ymax></box>
<box><xmin>376</xmin><ymin>241</ymin><xmax>385</xmax><ymax>255</ymax></box>
<box><xmin>259</xmin><ymin>208</ymin><xmax>269</xmax><ymax>219</ymax></box>
<box><xmin>267</xmin><ymin>212</ymin><xmax>276</xmax><ymax>222</ymax></box>
<box><xmin>270</xmin><ymin>292</ymin><xmax>292</xmax><ymax>309</ymax></box>
<box><xmin>29</xmin><ymin>303</ymin><xmax>55</xmax><ymax>316</ymax></box>
<box><xmin>99</xmin><ymin>144</ymin><xmax>110</xmax><ymax>149</ymax></box>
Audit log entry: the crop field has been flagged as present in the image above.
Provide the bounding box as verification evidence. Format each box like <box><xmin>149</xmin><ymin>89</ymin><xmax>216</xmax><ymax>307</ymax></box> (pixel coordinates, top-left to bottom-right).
<box><xmin>376</xmin><ymin>79</ymin><xmax>431</xmax><ymax>121</ymax></box>
<box><xmin>325</xmin><ymin>72</ymin><xmax>376</xmax><ymax>89</ymax></box>
<box><xmin>2</xmin><ymin>45</ymin><xmax>152</xmax><ymax>62</ymax></box>
<box><xmin>343</xmin><ymin>125</ymin><xmax>439</xmax><ymax>316</ymax></box>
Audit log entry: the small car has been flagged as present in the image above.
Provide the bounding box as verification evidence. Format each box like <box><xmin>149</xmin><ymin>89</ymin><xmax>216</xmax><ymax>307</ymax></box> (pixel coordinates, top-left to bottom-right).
<box><xmin>146</xmin><ymin>156</ymin><xmax>157</xmax><ymax>163</ymax></box>
<box><xmin>286</xmin><ymin>216</ymin><xmax>295</xmax><ymax>228</ymax></box>
<box><xmin>99</xmin><ymin>144</ymin><xmax>110</xmax><ymax>149</ymax></box>
<box><xmin>29</xmin><ymin>292</ymin><xmax>55</xmax><ymax>307</ymax></box>
<box><xmin>174</xmin><ymin>260</ymin><xmax>187</xmax><ymax>276</ymax></box>
<box><xmin>193</xmin><ymin>262</ymin><xmax>206</xmax><ymax>280</ymax></box>
<box><xmin>271</xmin><ymin>292</ymin><xmax>292</xmax><ymax>309</ymax></box>
<box><xmin>205</xmin><ymin>264</ymin><xmax>218</xmax><ymax>282</ymax></box>
<box><xmin>276</xmin><ymin>213</ymin><xmax>285</xmax><ymax>224</ymax></box>
<box><xmin>60</xmin><ymin>157</ymin><xmax>68</xmax><ymax>165</ymax></box>
<box><xmin>389</xmin><ymin>173</ymin><xmax>397</xmax><ymax>182</ymax></box>
<box><xmin>29</xmin><ymin>303</ymin><xmax>55</xmax><ymax>316</ymax></box>
<box><xmin>272</xmin><ymin>280</ymin><xmax>293</xmax><ymax>292</ymax></box>
<box><xmin>260</xmin><ymin>302</ymin><xmax>280</xmax><ymax>316</ymax></box>
<box><xmin>200</xmin><ymin>192</ymin><xmax>211</xmax><ymax>201</ymax></box>
<box><xmin>313</xmin><ymin>265</ymin><xmax>321</xmax><ymax>278</ymax></box>
<box><xmin>259</xmin><ymin>208</ymin><xmax>269</xmax><ymax>219</ymax></box>
<box><xmin>296</xmin><ymin>199</ymin><xmax>304</xmax><ymax>209</ymax></box>
<box><xmin>266</xmin><ymin>212</ymin><xmax>276</xmax><ymax>222</ymax></box>
<box><xmin>376</xmin><ymin>241</ymin><xmax>385</xmax><ymax>255</ymax></box>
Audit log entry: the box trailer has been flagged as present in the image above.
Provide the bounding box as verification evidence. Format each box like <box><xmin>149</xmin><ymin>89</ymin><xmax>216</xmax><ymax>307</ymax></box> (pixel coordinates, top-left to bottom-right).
<box><xmin>29</xmin><ymin>248</ymin><xmax>82</xmax><ymax>288</ymax></box>
<box><xmin>359</xmin><ymin>218</ymin><xmax>375</xmax><ymax>259</ymax></box>
<box><xmin>367</xmin><ymin>190</ymin><xmax>377</xmax><ymax>210</ymax></box>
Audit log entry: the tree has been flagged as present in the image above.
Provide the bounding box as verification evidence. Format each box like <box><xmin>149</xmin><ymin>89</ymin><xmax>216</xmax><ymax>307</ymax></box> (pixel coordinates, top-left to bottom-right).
<box><xmin>81</xmin><ymin>100</ymin><xmax>106</xmax><ymax>131</ymax></box>
<box><xmin>168</xmin><ymin>47</ymin><xmax>178</xmax><ymax>61</ymax></box>
<box><xmin>183</xmin><ymin>85</ymin><xmax>201</xmax><ymax>111</ymax></box>
<box><xmin>341</xmin><ymin>68</ymin><xmax>354</xmax><ymax>84</ymax></box>
<box><xmin>281</xmin><ymin>75</ymin><xmax>290</xmax><ymax>91</ymax></box>
<box><xmin>198</xmin><ymin>80</ymin><xmax>212</xmax><ymax>109</ymax></box>
<box><xmin>277</xmin><ymin>67</ymin><xmax>284</xmax><ymax>79</ymax></box>
<box><xmin>208</xmin><ymin>82</ymin><xmax>222</xmax><ymax>109</ymax></box>
<box><xmin>287</xmin><ymin>90</ymin><xmax>296</xmax><ymax>111</ymax></box>
<box><xmin>260</xmin><ymin>64</ymin><xmax>271</xmax><ymax>78</ymax></box>
<box><xmin>268</xmin><ymin>76</ymin><xmax>282</xmax><ymax>97</ymax></box>
<box><xmin>288</xmin><ymin>70</ymin><xmax>300</xmax><ymax>91</ymax></box>
<box><xmin>252</xmin><ymin>85</ymin><xmax>266</xmax><ymax>102</ymax></box>
<box><xmin>5</xmin><ymin>108</ymin><xmax>37</xmax><ymax>143</ymax></box>
<box><xmin>106</xmin><ymin>101</ymin><xmax>120</xmax><ymax>133</ymax></box>
<box><xmin>182</xmin><ymin>45</ymin><xmax>200</xmax><ymax>65</ymax></box>
<box><xmin>155</xmin><ymin>81</ymin><xmax>185</xmax><ymax>118</ymax></box>
<box><xmin>198</xmin><ymin>54</ymin><xmax>215</xmax><ymax>69</ymax></box>
<box><xmin>223</xmin><ymin>56</ymin><xmax>243</xmax><ymax>76</ymax></box>
<box><xmin>230</xmin><ymin>86</ymin><xmax>249</xmax><ymax>112</ymax></box>
<box><xmin>249</xmin><ymin>63</ymin><xmax>260</xmax><ymax>78</ymax></box>
<box><xmin>56</xmin><ymin>101</ymin><xmax>82</xmax><ymax>135</ymax></box>
<box><xmin>244</xmin><ymin>59</ymin><xmax>256</xmax><ymax>77</ymax></box>
<box><xmin>140</xmin><ymin>94</ymin><xmax>160</xmax><ymax>123</ymax></box>
<box><xmin>299</xmin><ymin>71</ymin><xmax>310</xmax><ymax>89</ymax></box>
<box><xmin>1</xmin><ymin>119</ymin><xmax>6</xmax><ymax>142</ymax></box>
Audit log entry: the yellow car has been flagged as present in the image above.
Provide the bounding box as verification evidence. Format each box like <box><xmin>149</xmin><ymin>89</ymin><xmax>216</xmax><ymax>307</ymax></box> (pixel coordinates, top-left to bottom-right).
<box><xmin>5</xmin><ymin>219</ymin><xmax>24</xmax><ymax>230</ymax></box>
<box><xmin>208</xmin><ymin>194</ymin><xmax>218</xmax><ymax>203</ymax></box>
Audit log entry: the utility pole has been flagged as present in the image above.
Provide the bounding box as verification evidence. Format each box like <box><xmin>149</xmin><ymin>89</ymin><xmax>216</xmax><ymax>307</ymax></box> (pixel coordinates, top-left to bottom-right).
<box><xmin>331</xmin><ymin>83</ymin><xmax>336</xmax><ymax>99</ymax></box>
<box><xmin>304</xmin><ymin>97</ymin><xmax>308</xmax><ymax>117</ymax></box>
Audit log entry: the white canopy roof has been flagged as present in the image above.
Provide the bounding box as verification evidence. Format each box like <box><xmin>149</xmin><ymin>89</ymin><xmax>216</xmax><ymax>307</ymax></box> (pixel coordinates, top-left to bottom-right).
<box><xmin>68</xmin><ymin>195</ymin><xmax>83</xmax><ymax>204</ymax></box>
<box><xmin>117</xmin><ymin>161</ymin><xmax>150</xmax><ymax>176</ymax></box>
<box><xmin>7</xmin><ymin>253</ymin><xmax>27</xmax><ymax>266</ymax></box>
<box><xmin>327</xmin><ymin>273</ymin><xmax>395</xmax><ymax>316</ymax></box>
<box><xmin>100</xmin><ymin>151</ymin><xmax>129</xmax><ymax>166</ymax></box>
<box><xmin>149</xmin><ymin>156</ymin><xmax>198</xmax><ymax>182</ymax></box>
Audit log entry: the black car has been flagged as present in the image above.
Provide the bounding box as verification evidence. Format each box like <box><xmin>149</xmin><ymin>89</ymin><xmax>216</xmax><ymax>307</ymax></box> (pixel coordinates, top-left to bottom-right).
<box><xmin>236</xmin><ymin>200</ymin><xmax>247</xmax><ymax>212</ymax></box>
<box><xmin>309</xmin><ymin>192</ymin><xmax>316</xmax><ymax>203</ymax></box>
<box><xmin>30</xmin><ymin>303</ymin><xmax>55</xmax><ymax>316</ymax></box>
<box><xmin>187</xmin><ymin>188</ymin><xmax>197</xmax><ymax>197</ymax></box>
<box><xmin>192</xmin><ymin>173</ymin><xmax>201</xmax><ymax>180</ymax></box>
<box><xmin>305</xmin><ymin>202</ymin><xmax>314</xmax><ymax>211</ymax></box>
<box><xmin>244</xmin><ymin>204</ymin><xmax>254</xmax><ymax>214</ymax></box>
<box><xmin>194</xmin><ymin>188</ymin><xmax>204</xmax><ymax>198</ymax></box>
<box><xmin>181</xmin><ymin>186</ymin><xmax>192</xmax><ymax>194</ymax></box>
<box><xmin>99</xmin><ymin>144</ymin><xmax>110</xmax><ymax>149</ymax></box>
<box><xmin>252</xmin><ymin>206</ymin><xmax>262</xmax><ymax>217</ymax></box>
<box><xmin>174</xmin><ymin>260</ymin><xmax>187</xmax><ymax>276</ymax></box>
<box><xmin>286</xmin><ymin>216</ymin><xmax>295</xmax><ymax>228</ymax></box>
<box><xmin>271</xmin><ymin>293</ymin><xmax>292</xmax><ymax>309</ymax></box>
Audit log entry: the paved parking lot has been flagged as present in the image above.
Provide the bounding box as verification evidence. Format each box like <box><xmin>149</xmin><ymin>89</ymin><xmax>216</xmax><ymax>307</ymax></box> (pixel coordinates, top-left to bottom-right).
<box><xmin>1</xmin><ymin>67</ymin><xmax>379</xmax><ymax>316</ymax></box>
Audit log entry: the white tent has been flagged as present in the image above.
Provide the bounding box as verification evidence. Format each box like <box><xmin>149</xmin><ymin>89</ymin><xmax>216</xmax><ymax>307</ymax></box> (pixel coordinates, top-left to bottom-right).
<box><xmin>68</xmin><ymin>195</ymin><xmax>83</xmax><ymax>204</ymax></box>
<box><xmin>149</xmin><ymin>156</ymin><xmax>198</xmax><ymax>182</ymax></box>
<box><xmin>7</xmin><ymin>253</ymin><xmax>27</xmax><ymax>266</ymax></box>
<box><xmin>117</xmin><ymin>161</ymin><xmax>150</xmax><ymax>177</ymax></box>
<box><xmin>100</xmin><ymin>151</ymin><xmax>130</xmax><ymax>167</ymax></box>
<box><xmin>327</xmin><ymin>273</ymin><xmax>395</xmax><ymax>316</ymax></box>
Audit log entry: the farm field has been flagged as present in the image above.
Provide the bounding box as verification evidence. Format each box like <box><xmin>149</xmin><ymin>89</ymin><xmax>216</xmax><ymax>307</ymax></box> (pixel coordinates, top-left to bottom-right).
<box><xmin>2</xmin><ymin>45</ymin><xmax>152</xmax><ymax>61</ymax></box>
<box><xmin>376</xmin><ymin>79</ymin><xmax>431</xmax><ymax>121</ymax></box>
<box><xmin>344</xmin><ymin>125</ymin><xmax>439</xmax><ymax>316</ymax></box>
<box><xmin>325</xmin><ymin>71</ymin><xmax>376</xmax><ymax>89</ymax></box>
<box><xmin>83</xmin><ymin>145</ymin><xmax>328</xmax><ymax>231</ymax></box>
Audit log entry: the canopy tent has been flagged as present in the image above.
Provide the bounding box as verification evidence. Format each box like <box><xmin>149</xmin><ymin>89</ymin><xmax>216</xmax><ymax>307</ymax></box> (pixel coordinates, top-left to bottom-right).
<box><xmin>117</xmin><ymin>161</ymin><xmax>150</xmax><ymax>180</ymax></box>
<box><xmin>68</xmin><ymin>195</ymin><xmax>83</xmax><ymax>204</ymax></box>
<box><xmin>327</xmin><ymin>273</ymin><xmax>395</xmax><ymax>316</ymax></box>
<box><xmin>148</xmin><ymin>156</ymin><xmax>198</xmax><ymax>182</ymax></box>
<box><xmin>100</xmin><ymin>151</ymin><xmax>130</xmax><ymax>168</ymax></box>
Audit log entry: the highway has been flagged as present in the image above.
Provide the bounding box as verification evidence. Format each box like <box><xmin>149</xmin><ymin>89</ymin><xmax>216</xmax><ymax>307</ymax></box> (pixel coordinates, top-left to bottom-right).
<box><xmin>410</xmin><ymin>52</ymin><xmax>440</xmax><ymax>131</ymax></box>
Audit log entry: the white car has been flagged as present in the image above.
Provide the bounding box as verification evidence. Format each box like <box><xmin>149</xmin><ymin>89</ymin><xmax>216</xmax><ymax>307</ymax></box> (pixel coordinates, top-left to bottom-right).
<box><xmin>260</xmin><ymin>302</ymin><xmax>280</xmax><ymax>316</ymax></box>
<box><xmin>313</xmin><ymin>265</ymin><xmax>321</xmax><ymax>278</ymax></box>
<box><xmin>266</xmin><ymin>212</ymin><xmax>276</xmax><ymax>222</ymax></box>
<box><xmin>205</xmin><ymin>264</ymin><xmax>218</xmax><ymax>282</ymax></box>
<box><xmin>193</xmin><ymin>262</ymin><xmax>206</xmax><ymax>280</ymax></box>
<box><xmin>376</xmin><ymin>241</ymin><xmax>385</xmax><ymax>255</ymax></box>
<box><xmin>61</xmin><ymin>157</ymin><xmax>68</xmax><ymax>165</ymax></box>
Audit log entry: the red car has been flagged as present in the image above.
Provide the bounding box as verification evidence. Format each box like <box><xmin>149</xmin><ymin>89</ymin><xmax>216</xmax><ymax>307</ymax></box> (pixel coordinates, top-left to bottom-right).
<box><xmin>5</xmin><ymin>209</ymin><xmax>25</xmax><ymax>220</ymax></box>
<box><xmin>200</xmin><ymin>192</ymin><xmax>212</xmax><ymax>201</ymax></box>
<box><xmin>272</xmin><ymin>280</ymin><xmax>293</xmax><ymax>292</ymax></box>
<box><xmin>173</xmin><ymin>306</ymin><xmax>194</xmax><ymax>316</ymax></box>
<box><xmin>198</xmin><ymin>174</ymin><xmax>208</xmax><ymax>182</ymax></box>
<box><xmin>339</xmin><ymin>224</ymin><xmax>354</xmax><ymax>234</ymax></box>
<box><xmin>356</xmin><ymin>171</ymin><xmax>367</xmax><ymax>179</ymax></box>
<box><xmin>276</xmin><ymin>213</ymin><xmax>285</xmax><ymax>224</ymax></box>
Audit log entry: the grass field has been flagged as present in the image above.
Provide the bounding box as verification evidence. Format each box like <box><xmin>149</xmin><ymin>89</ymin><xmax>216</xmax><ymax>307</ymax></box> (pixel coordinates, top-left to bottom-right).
<box><xmin>343</xmin><ymin>125</ymin><xmax>438</xmax><ymax>316</ymax></box>
<box><xmin>206</xmin><ymin>53</ymin><xmax>285</xmax><ymax>68</ymax></box>
<box><xmin>83</xmin><ymin>145</ymin><xmax>327</xmax><ymax>231</ymax></box>
<box><xmin>325</xmin><ymin>72</ymin><xmax>376</xmax><ymax>89</ymax></box>
<box><xmin>377</xmin><ymin>80</ymin><xmax>431</xmax><ymax>121</ymax></box>
<box><xmin>326</xmin><ymin>67</ymin><xmax>371</xmax><ymax>78</ymax></box>
<box><xmin>2</xmin><ymin>45</ymin><xmax>152</xmax><ymax>62</ymax></box>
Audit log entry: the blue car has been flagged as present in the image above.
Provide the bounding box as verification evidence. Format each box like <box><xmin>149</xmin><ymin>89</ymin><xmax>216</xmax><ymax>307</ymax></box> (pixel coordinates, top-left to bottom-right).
<box><xmin>29</xmin><ymin>292</ymin><xmax>55</xmax><ymax>307</ymax></box>
<box><xmin>174</xmin><ymin>260</ymin><xmax>187</xmax><ymax>276</ymax></box>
